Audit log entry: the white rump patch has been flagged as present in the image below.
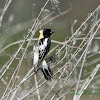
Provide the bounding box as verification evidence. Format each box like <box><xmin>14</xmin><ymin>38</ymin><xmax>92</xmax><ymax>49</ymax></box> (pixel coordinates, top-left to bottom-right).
<box><xmin>41</xmin><ymin>60</ymin><xmax>48</xmax><ymax>70</ymax></box>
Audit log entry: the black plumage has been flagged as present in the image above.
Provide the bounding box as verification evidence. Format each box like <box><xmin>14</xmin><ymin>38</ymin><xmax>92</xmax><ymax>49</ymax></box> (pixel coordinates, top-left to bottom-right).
<box><xmin>33</xmin><ymin>28</ymin><xmax>55</xmax><ymax>80</ymax></box>
<box><xmin>38</xmin><ymin>37</ymin><xmax>51</xmax><ymax>63</ymax></box>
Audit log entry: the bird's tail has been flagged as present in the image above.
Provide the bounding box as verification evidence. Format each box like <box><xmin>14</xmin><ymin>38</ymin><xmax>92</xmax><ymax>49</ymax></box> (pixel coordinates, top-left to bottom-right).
<box><xmin>41</xmin><ymin>60</ymin><xmax>53</xmax><ymax>80</ymax></box>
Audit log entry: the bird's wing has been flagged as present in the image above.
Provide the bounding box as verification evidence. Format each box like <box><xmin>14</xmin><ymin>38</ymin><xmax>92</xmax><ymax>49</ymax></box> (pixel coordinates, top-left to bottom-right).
<box><xmin>33</xmin><ymin>38</ymin><xmax>51</xmax><ymax>67</ymax></box>
<box><xmin>38</xmin><ymin>38</ymin><xmax>51</xmax><ymax>63</ymax></box>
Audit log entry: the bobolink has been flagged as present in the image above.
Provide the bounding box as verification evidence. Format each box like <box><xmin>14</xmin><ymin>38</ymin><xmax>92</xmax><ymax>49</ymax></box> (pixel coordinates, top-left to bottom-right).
<box><xmin>33</xmin><ymin>28</ymin><xmax>55</xmax><ymax>80</ymax></box>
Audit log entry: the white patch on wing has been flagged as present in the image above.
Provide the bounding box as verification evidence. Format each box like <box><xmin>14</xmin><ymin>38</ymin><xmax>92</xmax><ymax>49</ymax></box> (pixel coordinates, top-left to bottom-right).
<box><xmin>39</xmin><ymin>38</ymin><xmax>48</xmax><ymax>50</ymax></box>
<box><xmin>33</xmin><ymin>46</ymin><xmax>39</xmax><ymax>65</ymax></box>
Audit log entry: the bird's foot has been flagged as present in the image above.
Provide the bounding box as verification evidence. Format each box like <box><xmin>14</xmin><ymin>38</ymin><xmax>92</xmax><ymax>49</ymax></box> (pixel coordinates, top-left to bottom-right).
<box><xmin>46</xmin><ymin>55</ymin><xmax>56</xmax><ymax>63</ymax></box>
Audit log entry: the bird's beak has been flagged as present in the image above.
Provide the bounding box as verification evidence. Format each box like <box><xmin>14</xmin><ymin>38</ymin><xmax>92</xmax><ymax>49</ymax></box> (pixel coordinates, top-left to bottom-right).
<box><xmin>50</xmin><ymin>30</ymin><xmax>55</xmax><ymax>34</ymax></box>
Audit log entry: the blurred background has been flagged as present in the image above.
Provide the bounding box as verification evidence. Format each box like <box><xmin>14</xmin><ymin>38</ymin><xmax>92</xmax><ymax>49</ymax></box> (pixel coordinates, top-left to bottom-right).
<box><xmin>0</xmin><ymin>0</ymin><xmax>99</xmax><ymax>46</ymax></box>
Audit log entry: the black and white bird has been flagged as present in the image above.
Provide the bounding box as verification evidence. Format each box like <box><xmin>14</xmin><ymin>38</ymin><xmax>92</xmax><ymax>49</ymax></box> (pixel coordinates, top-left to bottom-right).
<box><xmin>33</xmin><ymin>28</ymin><xmax>55</xmax><ymax>80</ymax></box>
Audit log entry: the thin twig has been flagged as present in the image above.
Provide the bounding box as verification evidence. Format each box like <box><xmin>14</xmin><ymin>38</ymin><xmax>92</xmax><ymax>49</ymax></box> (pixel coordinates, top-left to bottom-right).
<box><xmin>75</xmin><ymin>64</ymin><xmax>100</xmax><ymax>100</ymax></box>
<box><xmin>0</xmin><ymin>0</ymin><xmax>13</xmax><ymax>27</ymax></box>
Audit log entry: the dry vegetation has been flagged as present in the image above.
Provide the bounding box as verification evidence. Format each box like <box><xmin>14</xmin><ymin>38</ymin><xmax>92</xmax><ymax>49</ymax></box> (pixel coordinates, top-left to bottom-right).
<box><xmin>0</xmin><ymin>0</ymin><xmax>100</xmax><ymax>100</ymax></box>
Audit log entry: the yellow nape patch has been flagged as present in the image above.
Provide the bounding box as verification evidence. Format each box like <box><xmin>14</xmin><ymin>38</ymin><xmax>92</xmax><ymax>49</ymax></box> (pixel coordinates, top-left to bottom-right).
<box><xmin>39</xmin><ymin>30</ymin><xmax>44</xmax><ymax>40</ymax></box>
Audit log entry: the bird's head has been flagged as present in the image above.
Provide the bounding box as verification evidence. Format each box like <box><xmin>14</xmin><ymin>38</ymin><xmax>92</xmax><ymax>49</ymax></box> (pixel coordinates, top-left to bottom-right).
<box><xmin>39</xmin><ymin>28</ymin><xmax>55</xmax><ymax>38</ymax></box>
